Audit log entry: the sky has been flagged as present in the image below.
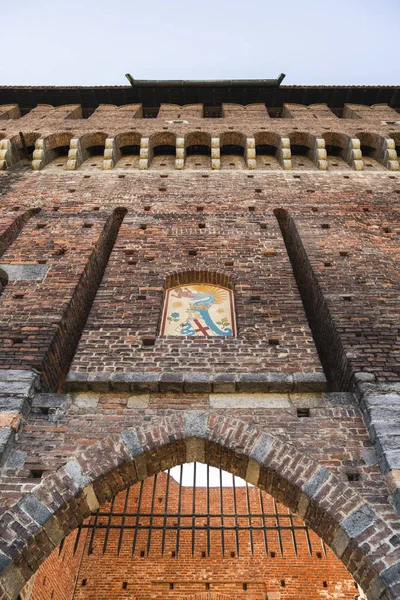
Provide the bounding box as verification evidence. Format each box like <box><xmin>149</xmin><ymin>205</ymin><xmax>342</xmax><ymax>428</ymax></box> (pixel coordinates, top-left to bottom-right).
<box><xmin>1</xmin><ymin>0</ymin><xmax>399</xmax><ymax>86</ymax></box>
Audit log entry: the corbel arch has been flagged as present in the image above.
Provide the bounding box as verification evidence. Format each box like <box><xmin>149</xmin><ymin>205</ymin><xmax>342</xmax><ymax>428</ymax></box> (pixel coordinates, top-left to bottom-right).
<box><xmin>149</xmin><ymin>131</ymin><xmax>177</xmax><ymax>169</ymax></box>
<box><xmin>220</xmin><ymin>132</ymin><xmax>246</xmax><ymax>170</ymax></box>
<box><xmin>184</xmin><ymin>132</ymin><xmax>212</xmax><ymax>169</ymax></box>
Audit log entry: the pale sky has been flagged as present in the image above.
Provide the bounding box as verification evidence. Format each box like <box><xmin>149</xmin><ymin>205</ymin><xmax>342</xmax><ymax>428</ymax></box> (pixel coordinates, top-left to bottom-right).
<box><xmin>1</xmin><ymin>0</ymin><xmax>399</xmax><ymax>86</ymax></box>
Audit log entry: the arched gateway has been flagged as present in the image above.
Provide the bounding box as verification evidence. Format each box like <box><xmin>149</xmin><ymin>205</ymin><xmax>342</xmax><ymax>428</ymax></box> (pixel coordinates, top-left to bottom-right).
<box><xmin>0</xmin><ymin>414</ymin><xmax>399</xmax><ymax>600</ymax></box>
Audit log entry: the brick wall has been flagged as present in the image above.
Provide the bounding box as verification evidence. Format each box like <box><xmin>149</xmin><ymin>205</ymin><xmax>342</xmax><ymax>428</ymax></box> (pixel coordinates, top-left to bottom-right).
<box><xmin>24</xmin><ymin>473</ymin><xmax>357</xmax><ymax>600</ymax></box>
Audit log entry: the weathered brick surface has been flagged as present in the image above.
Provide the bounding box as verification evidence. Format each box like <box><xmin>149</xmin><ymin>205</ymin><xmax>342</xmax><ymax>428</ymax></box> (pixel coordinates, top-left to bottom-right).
<box><xmin>0</xmin><ymin>95</ymin><xmax>399</xmax><ymax>599</ymax></box>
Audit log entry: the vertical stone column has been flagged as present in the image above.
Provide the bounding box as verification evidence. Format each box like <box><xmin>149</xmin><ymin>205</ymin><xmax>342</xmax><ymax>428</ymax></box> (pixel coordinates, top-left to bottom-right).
<box><xmin>67</xmin><ymin>138</ymin><xmax>83</xmax><ymax>170</ymax></box>
<box><xmin>312</xmin><ymin>138</ymin><xmax>328</xmax><ymax>170</ymax></box>
<box><xmin>0</xmin><ymin>139</ymin><xmax>11</xmax><ymax>170</ymax></box>
<box><xmin>176</xmin><ymin>137</ymin><xmax>185</xmax><ymax>170</ymax></box>
<box><xmin>211</xmin><ymin>137</ymin><xmax>220</xmax><ymax>170</ymax></box>
<box><xmin>344</xmin><ymin>138</ymin><xmax>363</xmax><ymax>171</ymax></box>
<box><xmin>103</xmin><ymin>137</ymin><xmax>117</xmax><ymax>170</ymax></box>
<box><xmin>32</xmin><ymin>138</ymin><xmax>45</xmax><ymax>170</ymax></box>
<box><xmin>139</xmin><ymin>137</ymin><xmax>149</xmax><ymax>170</ymax></box>
<box><xmin>277</xmin><ymin>137</ymin><xmax>291</xmax><ymax>170</ymax></box>
<box><xmin>382</xmin><ymin>138</ymin><xmax>399</xmax><ymax>171</ymax></box>
<box><xmin>246</xmin><ymin>137</ymin><xmax>256</xmax><ymax>170</ymax></box>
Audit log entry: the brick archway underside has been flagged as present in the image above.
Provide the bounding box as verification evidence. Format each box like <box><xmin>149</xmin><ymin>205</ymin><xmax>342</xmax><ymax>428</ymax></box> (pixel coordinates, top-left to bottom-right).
<box><xmin>0</xmin><ymin>413</ymin><xmax>399</xmax><ymax>600</ymax></box>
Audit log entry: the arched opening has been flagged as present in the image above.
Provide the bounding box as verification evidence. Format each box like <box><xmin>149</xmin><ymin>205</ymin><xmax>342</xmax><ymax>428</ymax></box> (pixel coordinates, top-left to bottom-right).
<box><xmin>115</xmin><ymin>133</ymin><xmax>141</xmax><ymax>169</ymax></box>
<box><xmin>150</xmin><ymin>133</ymin><xmax>176</xmax><ymax>169</ymax></box>
<box><xmin>254</xmin><ymin>132</ymin><xmax>281</xmax><ymax>169</ymax></box>
<box><xmin>21</xmin><ymin>463</ymin><xmax>359</xmax><ymax>600</ymax></box>
<box><xmin>357</xmin><ymin>133</ymin><xmax>385</xmax><ymax>170</ymax></box>
<box><xmin>289</xmin><ymin>133</ymin><xmax>316</xmax><ymax>170</ymax></box>
<box><xmin>322</xmin><ymin>133</ymin><xmax>351</xmax><ymax>170</ymax></box>
<box><xmin>43</xmin><ymin>132</ymin><xmax>74</xmax><ymax>170</ymax></box>
<box><xmin>0</xmin><ymin>268</ymin><xmax>8</xmax><ymax>295</ymax></box>
<box><xmin>220</xmin><ymin>133</ymin><xmax>246</xmax><ymax>170</ymax></box>
<box><xmin>80</xmin><ymin>132</ymin><xmax>108</xmax><ymax>170</ymax></box>
<box><xmin>185</xmin><ymin>132</ymin><xmax>212</xmax><ymax>169</ymax></box>
<box><xmin>390</xmin><ymin>132</ymin><xmax>400</xmax><ymax>163</ymax></box>
<box><xmin>9</xmin><ymin>132</ymin><xmax>40</xmax><ymax>168</ymax></box>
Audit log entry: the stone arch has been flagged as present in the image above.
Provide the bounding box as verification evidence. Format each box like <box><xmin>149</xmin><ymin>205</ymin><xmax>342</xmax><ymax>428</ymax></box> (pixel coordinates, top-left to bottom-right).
<box><xmin>254</xmin><ymin>131</ymin><xmax>282</xmax><ymax>169</ymax></box>
<box><xmin>40</xmin><ymin>132</ymin><xmax>75</xmax><ymax>170</ymax></box>
<box><xmin>0</xmin><ymin>414</ymin><xmax>398</xmax><ymax>600</ymax></box>
<box><xmin>165</xmin><ymin>269</ymin><xmax>234</xmax><ymax>290</ymax></box>
<box><xmin>288</xmin><ymin>132</ymin><xmax>319</xmax><ymax>170</ymax></box>
<box><xmin>220</xmin><ymin>132</ymin><xmax>246</xmax><ymax>170</ymax></box>
<box><xmin>114</xmin><ymin>131</ymin><xmax>141</xmax><ymax>169</ymax></box>
<box><xmin>356</xmin><ymin>132</ymin><xmax>387</xmax><ymax>170</ymax></box>
<box><xmin>78</xmin><ymin>131</ymin><xmax>108</xmax><ymax>170</ymax></box>
<box><xmin>322</xmin><ymin>132</ymin><xmax>353</xmax><ymax>170</ymax></box>
<box><xmin>2</xmin><ymin>133</ymin><xmax>41</xmax><ymax>168</ymax></box>
<box><xmin>184</xmin><ymin>132</ymin><xmax>212</xmax><ymax>169</ymax></box>
<box><xmin>149</xmin><ymin>131</ymin><xmax>177</xmax><ymax>169</ymax></box>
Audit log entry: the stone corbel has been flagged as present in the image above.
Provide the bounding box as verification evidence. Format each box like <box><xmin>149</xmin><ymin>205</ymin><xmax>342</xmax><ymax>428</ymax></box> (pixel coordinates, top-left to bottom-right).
<box><xmin>382</xmin><ymin>138</ymin><xmax>399</xmax><ymax>171</ymax></box>
<box><xmin>139</xmin><ymin>137</ymin><xmax>149</xmax><ymax>170</ymax></box>
<box><xmin>103</xmin><ymin>137</ymin><xmax>117</xmax><ymax>170</ymax></box>
<box><xmin>277</xmin><ymin>137</ymin><xmax>291</xmax><ymax>170</ymax></box>
<box><xmin>313</xmin><ymin>138</ymin><xmax>328</xmax><ymax>170</ymax></box>
<box><xmin>32</xmin><ymin>139</ymin><xmax>45</xmax><ymax>170</ymax></box>
<box><xmin>246</xmin><ymin>137</ymin><xmax>256</xmax><ymax>170</ymax></box>
<box><xmin>67</xmin><ymin>138</ymin><xmax>83</xmax><ymax>170</ymax></box>
<box><xmin>0</xmin><ymin>139</ymin><xmax>11</xmax><ymax>170</ymax></box>
<box><xmin>176</xmin><ymin>137</ymin><xmax>185</xmax><ymax>170</ymax></box>
<box><xmin>211</xmin><ymin>137</ymin><xmax>220</xmax><ymax>170</ymax></box>
<box><xmin>344</xmin><ymin>138</ymin><xmax>363</xmax><ymax>171</ymax></box>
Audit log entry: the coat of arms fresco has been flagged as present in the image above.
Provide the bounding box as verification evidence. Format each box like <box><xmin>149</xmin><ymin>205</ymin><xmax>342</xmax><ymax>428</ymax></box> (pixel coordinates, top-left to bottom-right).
<box><xmin>161</xmin><ymin>284</ymin><xmax>236</xmax><ymax>337</ymax></box>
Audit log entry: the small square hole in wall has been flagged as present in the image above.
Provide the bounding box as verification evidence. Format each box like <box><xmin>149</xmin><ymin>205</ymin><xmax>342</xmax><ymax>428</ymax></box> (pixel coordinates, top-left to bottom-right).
<box><xmin>69</xmin><ymin>188</ymin><xmax>76</xmax><ymax>192</ymax></box>
<box><xmin>324</xmin><ymin>262</ymin><xmax>332</xmax><ymax>267</ymax></box>
<box><xmin>363</xmin><ymin>207</ymin><xmax>370</xmax><ymax>213</ymax></box>
<box><xmin>339</xmin><ymin>251</ymin><xmax>348</xmax><ymax>257</ymax></box>
<box><xmin>206</xmin><ymin>583</ymin><xmax>210</xmax><ymax>591</ymax></box>
<box><xmin>225</xmin><ymin>260</ymin><xmax>234</xmax><ymax>267</ymax></box>
<box><xmin>297</xmin><ymin>408</ymin><xmax>310</xmax><ymax>418</ymax></box>
<box><xmin>196</xmin><ymin>206</ymin><xmax>204</xmax><ymax>212</ymax></box>
<box><xmin>37</xmin><ymin>259</ymin><xmax>47</xmax><ymax>264</ymax></box>
<box><xmin>293</xmin><ymin>175</ymin><xmax>301</xmax><ymax>179</ymax></box>
<box><xmin>347</xmin><ymin>472</ymin><xmax>360</xmax><ymax>482</ymax></box>
<box><xmin>201</xmin><ymin>551</ymin><xmax>206</xmax><ymax>558</ymax></box>
<box><xmin>268</xmin><ymin>338</ymin><xmax>280</xmax><ymax>345</ymax></box>
<box><xmin>231</xmin><ymin>552</ymin><xmax>235</xmax><ymax>557</ymax></box>
<box><xmin>316</xmin><ymin>552</ymin><xmax>322</xmax><ymax>559</ymax></box>
<box><xmin>140</xmin><ymin>224</ymin><xmax>147</xmax><ymax>230</ymax></box>
<box><xmin>342</xmin><ymin>295</ymin><xmax>352</xmax><ymax>302</ymax></box>
<box><xmin>160</xmin><ymin>163</ymin><xmax>167</xmax><ymax>166</ymax></box>
<box><xmin>159</xmin><ymin>187</ymin><xmax>167</xmax><ymax>192</ymax></box>
<box><xmin>343</xmin><ymin>175</ymin><xmax>350</xmax><ymax>179</ymax></box>
<box><xmin>13</xmin><ymin>294</ymin><xmax>25</xmax><ymax>300</ymax></box>
<box><xmin>170</xmin><ymin>583</ymin><xmax>174</xmax><ymax>590</ymax></box>
<box><xmin>202</xmin><ymin>174</ymin><xmax>209</xmax><ymax>178</ymax></box>
<box><xmin>322</xmin><ymin>581</ymin><xmax>328</xmax><ymax>588</ymax></box>
<box><xmin>118</xmin><ymin>174</ymin><xmax>126</xmax><ymax>178</ymax></box>
<box><xmin>188</xmin><ymin>249</ymin><xmax>198</xmax><ymax>256</ymax></box>
<box><xmin>307</xmin><ymin>189</ymin><xmax>315</xmax><ymax>193</ymax></box>
<box><xmin>171</xmin><ymin>551</ymin><xmax>176</xmax><ymax>557</ymax></box>
<box><xmin>81</xmin><ymin>579</ymin><xmax>87</xmax><ymax>587</ymax></box>
<box><xmin>83</xmin><ymin>223</ymin><xmax>93</xmax><ymax>228</ymax></box>
<box><xmin>122</xmin><ymin>582</ymin><xmax>128</xmax><ymax>589</ymax></box>
<box><xmin>142</xmin><ymin>337</ymin><xmax>156</xmax><ymax>347</ymax></box>
<box><xmin>281</xmin><ymin>580</ymin><xmax>285</xmax><ymax>588</ymax></box>
<box><xmin>248</xmin><ymin>206</ymin><xmax>255</xmax><ymax>212</ymax></box>
<box><xmin>383</xmin><ymin>226</ymin><xmax>392</xmax><ymax>233</ymax></box>
<box><xmin>321</xmin><ymin>223</ymin><xmax>330</xmax><ymax>229</ymax></box>
<box><xmin>128</xmin><ymin>259</ymin><xmax>137</xmax><ymax>265</ymax></box>
<box><xmin>198</xmin><ymin>222</ymin><xmax>206</xmax><ymax>229</ymax></box>
<box><xmin>37</xmin><ymin>223</ymin><xmax>47</xmax><ymax>229</ymax></box>
<box><xmin>229</xmin><ymin>162</ymin><xmax>235</xmax><ymax>166</ymax></box>
<box><xmin>312</xmin><ymin>207</ymin><xmax>319</xmax><ymax>212</ymax></box>
<box><xmin>255</xmin><ymin>188</ymin><xmax>262</xmax><ymax>193</ymax></box>
<box><xmin>366</xmin><ymin>189</ymin><xmax>373</xmax><ymax>194</ymax></box>
<box><xmin>84</xmin><ymin>175</ymin><xmax>91</xmax><ymax>178</ymax></box>
<box><xmin>138</xmin><ymin>294</ymin><xmax>146</xmax><ymax>300</ymax></box>
<box><xmin>247</xmin><ymin>174</ymin><xmax>254</xmax><ymax>178</ymax></box>
<box><xmin>53</xmin><ymin>206</ymin><xmax>59</xmax><ymax>212</ymax></box>
<box><xmin>144</xmin><ymin>206</ymin><xmax>151</xmax><ymax>211</ymax></box>
<box><xmin>260</xmin><ymin>223</ymin><xmax>267</xmax><ymax>229</ymax></box>
<box><xmin>160</xmin><ymin>174</ymin><xmax>168</xmax><ymax>178</ymax></box>
<box><xmin>11</xmin><ymin>336</ymin><xmax>24</xmax><ymax>344</ymax></box>
<box><xmin>140</xmin><ymin>550</ymin><xmax>145</xmax><ymax>557</ymax></box>
<box><xmin>30</xmin><ymin>469</ymin><xmax>44</xmax><ymax>479</ymax></box>
<box><xmin>93</xmin><ymin>206</ymin><xmax>100</xmax><ymax>211</ymax></box>
<box><xmin>12</xmin><ymin>206</ymin><xmax>20</xmax><ymax>211</ymax></box>
<box><xmin>243</xmin><ymin>583</ymin><xmax>248</xmax><ymax>591</ymax></box>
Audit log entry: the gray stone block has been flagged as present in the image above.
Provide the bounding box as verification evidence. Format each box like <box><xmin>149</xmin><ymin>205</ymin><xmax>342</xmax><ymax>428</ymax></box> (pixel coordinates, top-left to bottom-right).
<box><xmin>6</xmin><ymin>450</ymin><xmax>27</xmax><ymax>470</ymax></box>
<box><xmin>128</xmin><ymin>372</ymin><xmax>159</xmax><ymax>392</ymax></box>
<box><xmin>122</xmin><ymin>429</ymin><xmax>144</xmax><ymax>457</ymax></box>
<box><xmin>303</xmin><ymin>466</ymin><xmax>331</xmax><ymax>497</ymax></box>
<box><xmin>267</xmin><ymin>373</ymin><xmax>294</xmax><ymax>393</ymax></box>
<box><xmin>64</xmin><ymin>459</ymin><xmax>89</xmax><ymax>488</ymax></box>
<box><xmin>0</xmin><ymin>397</ymin><xmax>28</xmax><ymax>413</ymax></box>
<box><xmin>0</xmin><ymin>550</ymin><xmax>12</xmax><ymax>571</ymax></box>
<box><xmin>159</xmin><ymin>373</ymin><xmax>183</xmax><ymax>393</ymax></box>
<box><xmin>380</xmin><ymin>449</ymin><xmax>400</xmax><ymax>474</ymax></box>
<box><xmin>0</xmin><ymin>426</ymin><xmax>13</xmax><ymax>445</ymax></box>
<box><xmin>183</xmin><ymin>374</ymin><xmax>212</xmax><ymax>394</ymax></box>
<box><xmin>381</xmin><ymin>562</ymin><xmax>400</xmax><ymax>586</ymax></box>
<box><xmin>237</xmin><ymin>373</ymin><xmax>269</xmax><ymax>393</ymax></box>
<box><xmin>249</xmin><ymin>432</ymin><xmax>275</xmax><ymax>463</ymax></box>
<box><xmin>18</xmin><ymin>493</ymin><xmax>51</xmax><ymax>526</ymax></box>
<box><xmin>210</xmin><ymin>393</ymin><xmax>290</xmax><ymax>409</ymax></box>
<box><xmin>341</xmin><ymin>504</ymin><xmax>377</xmax><ymax>538</ymax></box>
<box><xmin>0</xmin><ymin>381</ymin><xmax>34</xmax><ymax>397</ymax></box>
<box><xmin>0</xmin><ymin>370</ymin><xmax>35</xmax><ymax>382</ymax></box>
<box><xmin>212</xmin><ymin>373</ymin><xmax>237</xmax><ymax>393</ymax></box>
<box><xmin>184</xmin><ymin>411</ymin><xmax>209</xmax><ymax>438</ymax></box>
<box><xmin>293</xmin><ymin>372</ymin><xmax>327</xmax><ymax>392</ymax></box>
<box><xmin>0</xmin><ymin>263</ymin><xmax>50</xmax><ymax>281</ymax></box>
<box><xmin>32</xmin><ymin>394</ymin><xmax>67</xmax><ymax>409</ymax></box>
